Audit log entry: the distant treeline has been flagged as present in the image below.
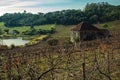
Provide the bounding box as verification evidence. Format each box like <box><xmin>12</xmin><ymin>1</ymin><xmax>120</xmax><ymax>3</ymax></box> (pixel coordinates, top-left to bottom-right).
<box><xmin>0</xmin><ymin>2</ymin><xmax>120</xmax><ymax>27</ymax></box>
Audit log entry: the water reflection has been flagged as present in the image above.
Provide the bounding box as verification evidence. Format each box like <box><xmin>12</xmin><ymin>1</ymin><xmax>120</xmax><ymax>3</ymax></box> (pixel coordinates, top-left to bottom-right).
<box><xmin>0</xmin><ymin>37</ymin><xmax>30</xmax><ymax>46</ymax></box>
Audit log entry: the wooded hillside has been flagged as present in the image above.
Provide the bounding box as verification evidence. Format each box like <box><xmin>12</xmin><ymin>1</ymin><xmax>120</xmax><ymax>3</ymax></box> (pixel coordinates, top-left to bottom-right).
<box><xmin>0</xmin><ymin>2</ymin><xmax>120</xmax><ymax>27</ymax></box>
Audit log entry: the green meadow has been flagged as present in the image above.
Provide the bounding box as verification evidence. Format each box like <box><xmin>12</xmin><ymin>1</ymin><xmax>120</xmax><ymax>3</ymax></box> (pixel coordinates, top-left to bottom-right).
<box><xmin>0</xmin><ymin>20</ymin><xmax>120</xmax><ymax>40</ymax></box>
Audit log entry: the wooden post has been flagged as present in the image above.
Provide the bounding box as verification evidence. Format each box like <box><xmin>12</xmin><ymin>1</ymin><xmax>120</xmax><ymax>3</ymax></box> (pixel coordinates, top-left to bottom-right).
<box><xmin>82</xmin><ymin>63</ymin><xmax>86</xmax><ymax>80</ymax></box>
<box><xmin>82</xmin><ymin>52</ymin><xmax>86</xmax><ymax>80</ymax></box>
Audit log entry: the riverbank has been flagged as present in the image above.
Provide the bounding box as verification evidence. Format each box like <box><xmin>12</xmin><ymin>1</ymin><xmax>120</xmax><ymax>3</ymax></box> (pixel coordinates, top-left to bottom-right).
<box><xmin>0</xmin><ymin>34</ymin><xmax>49</xmax><ymax>46</ymax></box>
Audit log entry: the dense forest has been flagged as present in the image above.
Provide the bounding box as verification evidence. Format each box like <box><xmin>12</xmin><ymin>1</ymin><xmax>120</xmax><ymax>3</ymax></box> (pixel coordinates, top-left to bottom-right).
<box><xmin>0</xmin><ymin>2</ymin><xmax>120</xmax><ymax>27</ymax></box>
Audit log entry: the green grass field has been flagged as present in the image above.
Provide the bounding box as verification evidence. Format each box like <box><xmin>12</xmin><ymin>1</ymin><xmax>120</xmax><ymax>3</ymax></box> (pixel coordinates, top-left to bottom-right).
<box><xmin>95</xmin><ymin>20</ymin><xmax>120</xmax><ymax>30</ymax></box>
<box><xmin>0</xmin><ymin>22</ymin><xmax>54</xmax><ymax>33</ymax></box>
<box><xmin>0</xmin><ymin>22</ymin><xmax>73</xmax><ymax>39</ymax></box>
<box><xmin>0</xmin><ymin>20</ymin><xmax>120</xmax><ymax>39</ymax></box>
<box><xmin>52</xmin><ymin>20</ymin><xmax>120</xmax><ymax>38</ymax></box>
<box><xmin>52</xmin><ymin>25</ymin><xmax>73</xmax><ymax>38</ymax></box>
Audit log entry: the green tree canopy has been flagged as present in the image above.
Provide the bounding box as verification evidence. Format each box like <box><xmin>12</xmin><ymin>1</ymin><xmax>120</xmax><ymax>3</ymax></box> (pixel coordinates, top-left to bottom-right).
<box><xmin>1</xmin><ymin>2</ymin><xmax>120</xmax><ymax>27</ymax></box>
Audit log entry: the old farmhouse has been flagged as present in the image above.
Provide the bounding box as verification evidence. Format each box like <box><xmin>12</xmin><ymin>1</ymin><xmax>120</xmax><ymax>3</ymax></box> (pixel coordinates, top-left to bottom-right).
<box><xmin>70</xmin><ymin>22</ymin><xmax>110</xmax><ymax>42</ymax></box>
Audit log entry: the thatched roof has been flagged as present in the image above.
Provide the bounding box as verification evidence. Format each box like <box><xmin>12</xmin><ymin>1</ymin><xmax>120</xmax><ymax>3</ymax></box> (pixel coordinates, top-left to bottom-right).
<box><xmin>71</xmin><ymin>22</ymin><xmax>100</xmax><ymax>31</ymax></box>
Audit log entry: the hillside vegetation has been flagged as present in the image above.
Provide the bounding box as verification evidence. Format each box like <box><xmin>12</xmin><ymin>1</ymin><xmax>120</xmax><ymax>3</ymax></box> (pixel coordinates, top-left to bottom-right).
<box><xmin>0</xmin><ymin>20</ymin><xmax>120</xmax><ymax>38</ymax></box>
<box><xmin>0</xmin><ymin>22</ymin><xmax>54</xmax><ymax>33</ymax></box>
<box><xmin>0</xmin><ymin>2</ymin><xmax>120</xmax><ymax>27</ymax></box>
<box><xmin>0</xmin><ymin>20</ymin><xmax>120</xmax><ymax>80</ymax></box>
<box><xmin>0</xmin><ymin>2</ymin><xmax>120</xmax><ymax>79</ymax></box>
<box><xmin>51</xmin><ymin>20</ymin><xmax>120</xmax><ymax>39</ymax></box>
<box><xmin>0</xmin><ymin>32</ymin><xmax>120</xmax><ymax>80</ymax></box>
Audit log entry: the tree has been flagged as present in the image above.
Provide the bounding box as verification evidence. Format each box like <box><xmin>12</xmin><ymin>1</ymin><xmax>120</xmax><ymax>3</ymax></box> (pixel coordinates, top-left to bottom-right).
<box><xmin>0</xmin><ymin>28</ymin><xmax>3</xmax><ymax>35</ymax></box>
<box><xmin>49</xmin><ymin>27</ymin><xmax>56</xmax><ymax>34</ymax></box>
<box><xmin>12</xmin><ymin>30</ymin><xmax>20</xmax><ymax>34</ymax></box>
<box><xmin>4</xmin><ymin>29</ymin><xmax>9</xmax><ymax>34</ymax></box>
<box><xmin>1</xmin><ymin>2</ymin><xmax>120</xmax><ymax>26</ymax></box>
<box><xmin>30</xmin><ymin>25</ymin><xmax>34</xmax><ymax>30</ymax></box>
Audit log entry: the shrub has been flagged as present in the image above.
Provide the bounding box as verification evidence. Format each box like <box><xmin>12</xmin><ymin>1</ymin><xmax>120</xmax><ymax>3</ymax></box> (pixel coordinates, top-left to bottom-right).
<box><xmin>11</xmin><ymin>30</ymin><xmax>20</xmax><ymax>35</ymax></box>
<box><xmin>4</xmin><ymin>29</ymin><xmax>9</xmax><ymax>34</ymax></box>
<box><xmin>74</xmin><ymin>36</ymin><xmax>79</xmax><ymax>43</ymax></box>
<box><xmin>10</xmin><ymin>44</ymin><xmax>15</xmax><ymax>49</ymax></box>
<box><xmin>61</xmin><ymin>38</ymin><xmax>72</xmax><ymax>45</ymax></box>
<box><xmin>103</xmin><ymin>24</ymin><xmax>109</xmax><ymax>28</ymax></box>
<box><xmin>47</xmin><ymin>38</ymin><xmax>59</xmax><ymax>46</ymax></box>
